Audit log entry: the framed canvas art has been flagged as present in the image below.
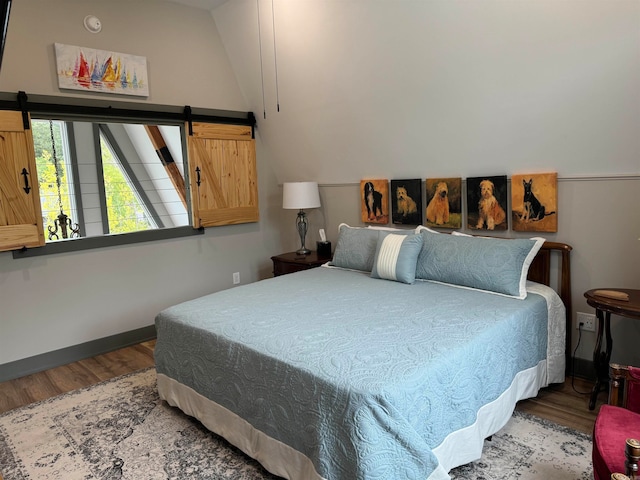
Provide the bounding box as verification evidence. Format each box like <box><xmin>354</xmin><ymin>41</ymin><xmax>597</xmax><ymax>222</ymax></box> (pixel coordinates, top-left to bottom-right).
<box><xmin>425</xmin><ymin>177</ymin><xmax>462</xmax><ymax>229</ymax></box>
<box><xmin>466</xmin><ymin>175</ymin><xmax>508</xmax><ymax>231</ymax></box>
<box><xmin>511</xmin><ymin>172</ymin><xmax>558</xmax><ymax>232</ymax></box>
<box><xmin>391</xmin><ymin>179</ymin><xmax>422</xmax><ymax>225</ymax></box>
<box><xmin>54</xmin><ymin>43</ymin><xmax>149</xmax><ymax>97</ymax></box>
<box><xmin>360</xmin><ymin>179</ymin><xmax>389</xmax><ymax>224</ymax></box>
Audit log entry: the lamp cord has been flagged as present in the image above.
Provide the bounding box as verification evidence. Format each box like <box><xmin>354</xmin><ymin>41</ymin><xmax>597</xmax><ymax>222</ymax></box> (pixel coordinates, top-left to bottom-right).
<box><xmin>571</xmin><ymin>324</ymin><xmax>591</xmax><ymax>395</ymax></box>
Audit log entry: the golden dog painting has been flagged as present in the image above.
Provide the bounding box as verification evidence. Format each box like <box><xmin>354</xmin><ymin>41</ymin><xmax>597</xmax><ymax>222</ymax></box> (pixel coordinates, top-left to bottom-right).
<box><xmin>511</xmin><ymin>172</ymin><xmax>557</xmax><ymax>232</ymax></box>
<box><xmin>391</xmin><ymin>179</ymin><xmax>422</xmax><ymax>225</ymax></box>
<box><xmin>466</xmin><ymin>175</ymin><xmax>508</xmax><ymax>231</ymax></box>
<box><xmin>360</xmin><ymin>179</ymin><xmax>389</xmax><ymax>224</ymax></box>
<box><xmin>425</xmin><ymin>177</ymin><xmax>462</xmax><ymax>229</ymax></box>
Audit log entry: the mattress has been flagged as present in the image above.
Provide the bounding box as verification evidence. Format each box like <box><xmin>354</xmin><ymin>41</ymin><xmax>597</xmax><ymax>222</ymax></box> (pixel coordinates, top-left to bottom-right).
<box><xmin>155</xmin><ymin>265</ymin><xmax>565</xmax><ymax>480</ymax></box>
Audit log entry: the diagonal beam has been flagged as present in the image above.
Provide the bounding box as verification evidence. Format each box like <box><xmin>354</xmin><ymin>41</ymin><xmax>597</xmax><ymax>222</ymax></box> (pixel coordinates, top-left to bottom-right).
<box><xmin>144</xmin><ymin>125</ymin><xmax>187</xmax><ymax>209</ymax></box>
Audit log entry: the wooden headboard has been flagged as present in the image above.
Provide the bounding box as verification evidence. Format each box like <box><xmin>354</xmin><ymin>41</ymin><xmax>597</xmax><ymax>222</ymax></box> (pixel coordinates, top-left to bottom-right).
<box><xmin>527</xmin><ymin>241</ymin><xmax>573</xmax><ymax>374</ymax></box>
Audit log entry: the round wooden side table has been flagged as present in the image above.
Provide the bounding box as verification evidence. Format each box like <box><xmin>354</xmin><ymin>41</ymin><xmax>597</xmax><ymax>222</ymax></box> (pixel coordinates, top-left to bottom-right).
<box><xmin>584</xmin><ymin>288</ymin><xmax>640</xmax><ymax>410</ymax></box>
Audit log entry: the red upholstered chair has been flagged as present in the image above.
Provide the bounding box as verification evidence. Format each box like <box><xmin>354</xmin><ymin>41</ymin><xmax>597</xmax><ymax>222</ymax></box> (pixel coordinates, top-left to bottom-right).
<box><xmin>593</xmin><ymin>364</ymin><xmax>640</xmax><ymax>480</ymax></box>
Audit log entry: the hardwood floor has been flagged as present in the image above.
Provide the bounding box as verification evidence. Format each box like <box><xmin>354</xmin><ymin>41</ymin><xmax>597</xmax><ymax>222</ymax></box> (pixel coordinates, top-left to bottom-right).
<box><xmin>0</xmin><ymin>339</ymin><xmax>604</xmax><ymax>435</ymax></box>
<box><xmin>0</xmin><ymin>340</ymin><xmax>155</xmax><ymax>415</ymax></box>
<box><xmin>517</xmin><ymin>374</ymin><xmax>604</xmax><ymax>434</ymax></box>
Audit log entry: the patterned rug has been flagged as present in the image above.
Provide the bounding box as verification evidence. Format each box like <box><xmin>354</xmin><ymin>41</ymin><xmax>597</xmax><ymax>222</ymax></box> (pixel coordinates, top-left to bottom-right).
<box><xmin>0</xmin><ymin>368</ymin><xmax>593</xmax><ymax>479</ymax></box>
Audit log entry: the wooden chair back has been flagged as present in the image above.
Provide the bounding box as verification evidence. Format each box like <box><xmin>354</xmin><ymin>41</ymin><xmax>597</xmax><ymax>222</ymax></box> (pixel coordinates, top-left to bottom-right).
<box><xmin>609</xmin><ymin>364</ymin><xmax>640</xmax><ymax>414</ymax></box>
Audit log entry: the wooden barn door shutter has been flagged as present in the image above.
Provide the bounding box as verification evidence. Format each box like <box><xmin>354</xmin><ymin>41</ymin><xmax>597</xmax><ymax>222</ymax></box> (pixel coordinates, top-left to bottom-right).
<box><xmin>187</xmin><ymin>123</ymin><xmax>259</xmax><ymax>228</ymax></box>
<box><xmin>0</xmin><ymin>110</ymin><xmax>45</xmax><ymax>251</ymax></box>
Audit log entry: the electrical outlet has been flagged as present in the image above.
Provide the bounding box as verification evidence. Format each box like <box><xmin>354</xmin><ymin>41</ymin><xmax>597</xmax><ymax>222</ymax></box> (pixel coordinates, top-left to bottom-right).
<box><xmin>576</xmin><ymin>312</ymin><xmax>596</xmax><ymax>332</ymax></box>
<box><xmin>233</xmin><ymin>272</ymin><xmax>240</xmax><ymax>285</ymax></box>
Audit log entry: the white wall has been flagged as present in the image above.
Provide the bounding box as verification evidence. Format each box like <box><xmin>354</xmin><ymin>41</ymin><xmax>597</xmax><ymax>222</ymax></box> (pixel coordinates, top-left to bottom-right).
<box><xmin>0</xmin><ymin>0</ymin><xmax>287</xmax><ymax>366</ymax></box>
<box><xmin>0</xmin><ymin>0</ymin><xmax>243</xmax><ymax>110</ymax></box>
<box><xmin>214</xmin><ymin>1</ymin><xmax>639</xmax><ymax>181</ymax></box>
<box><xmin>213</xmin><ymin>1</ymin><xmax>640</xmax><ymax>363</ymax></box>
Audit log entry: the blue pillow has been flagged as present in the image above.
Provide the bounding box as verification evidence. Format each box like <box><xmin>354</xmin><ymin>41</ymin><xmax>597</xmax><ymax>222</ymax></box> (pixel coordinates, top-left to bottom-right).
<box><xmin>371</xmin><ymin>232</ymin><xmax>423</xmax><ymax>284</ymax></box>
<box><xmin>415</xmin><ymin>225</ymin><xmax>440</xmax><ymax>275</ymax></box>
<box><xmin>415</xmin><ymin>230</ymin><xmax>544</xmax><ymax>298</ymax></box>
<box><xmin>330</xmin><ymin>224</ymin><xmax>381</xmax><ymax>272</ymax></box>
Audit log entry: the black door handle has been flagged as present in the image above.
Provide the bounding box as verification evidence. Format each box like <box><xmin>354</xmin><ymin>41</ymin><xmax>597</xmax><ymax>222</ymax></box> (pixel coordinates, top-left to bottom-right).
<box><xmin>21</xmin><ymin>168</ymin><xmax>31</xmax><ymax>194</ymax></box>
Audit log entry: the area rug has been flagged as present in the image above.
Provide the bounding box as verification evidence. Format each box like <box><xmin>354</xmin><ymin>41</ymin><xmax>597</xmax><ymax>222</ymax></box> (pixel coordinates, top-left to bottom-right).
<box><xmin>0</xmin><ymin>368</ymin><xmax>593</xmax><ymax>479</ymax></box>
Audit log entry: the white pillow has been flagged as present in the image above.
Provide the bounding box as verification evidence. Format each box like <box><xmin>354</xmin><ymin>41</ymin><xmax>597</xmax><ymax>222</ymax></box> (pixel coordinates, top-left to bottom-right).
<box><xmin>415</xmin><ymin>225</ymin><xmax>440</xmax><ymax>234</ymax></box>
<box><xmin>371</xmin><ymin>232</ymin><xmax>423</xmax><ymax>284</ymax></box>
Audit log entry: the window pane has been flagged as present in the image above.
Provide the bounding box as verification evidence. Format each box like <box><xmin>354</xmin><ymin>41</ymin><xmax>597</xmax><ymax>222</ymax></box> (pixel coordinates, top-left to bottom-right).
<box><xmin>32</xmin><ymin>120</ymin><xmax>80</xmax><ymax>242</ymax></box>
<box><xmin>100</xmin><ymin>135</ymin><xmax>157</xmax><ymax>234</ymax></box>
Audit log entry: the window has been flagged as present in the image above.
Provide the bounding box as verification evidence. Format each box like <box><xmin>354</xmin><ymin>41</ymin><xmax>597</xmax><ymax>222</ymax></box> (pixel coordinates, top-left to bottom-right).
<box><xmin>0</xmin><ymin>94</ymin><xmax>257</xmax><ymax>258</ymax></box>
<box><xmin>30</xmin><ymin>118</ymin><xmax>190</xmax><ymax>246</ymax></box>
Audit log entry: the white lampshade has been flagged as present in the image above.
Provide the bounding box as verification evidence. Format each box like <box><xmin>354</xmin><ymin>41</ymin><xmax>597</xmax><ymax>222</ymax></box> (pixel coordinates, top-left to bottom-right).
<box><xmin>282</xmin><ymin>182</ymin><xmax>321</xmax><ymax>210</ymax></box>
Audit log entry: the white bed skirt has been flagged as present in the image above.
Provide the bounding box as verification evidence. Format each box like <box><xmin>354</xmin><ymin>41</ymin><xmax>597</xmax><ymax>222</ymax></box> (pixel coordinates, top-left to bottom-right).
<box><xmin>157</xmin><ymin>359</ymin><xmax>548</xmax><ymax>480</ymax></box>
<box><xmin>429</xmin><ymin>360</ymin><xmax>547</xmax><ymax>479</ymax></box>
<box><xmin>157</xmin><ymin>373</ymin><xmax>327</xmax><ymax>480</ymax></box>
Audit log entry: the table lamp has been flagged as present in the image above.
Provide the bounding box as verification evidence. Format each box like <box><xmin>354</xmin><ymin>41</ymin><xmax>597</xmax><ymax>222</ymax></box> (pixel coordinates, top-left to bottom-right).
<box><xmin>283</xmin><ymin>182</ymin><xmax>321</xmax><ymax>255</ymax></box>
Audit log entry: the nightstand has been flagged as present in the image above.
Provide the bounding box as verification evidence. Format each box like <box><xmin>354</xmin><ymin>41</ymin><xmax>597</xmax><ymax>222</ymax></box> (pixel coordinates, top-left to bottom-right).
<box><xmin>584</xmin><ymin>288</ymin><xmax>640</xmax><ymax>410</ymax></box>
<box><xmin>271</xmin><ymin>251</ymin><xmax>331</xmax><ymax>277</ymax></box>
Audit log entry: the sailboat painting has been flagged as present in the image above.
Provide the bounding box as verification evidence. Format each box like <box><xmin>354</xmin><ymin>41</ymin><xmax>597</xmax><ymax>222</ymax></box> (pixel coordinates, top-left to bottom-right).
<box><xmin>54</xmin><ymin>43</ymin><xmax>149</xmax><ymax>97</ymax></box>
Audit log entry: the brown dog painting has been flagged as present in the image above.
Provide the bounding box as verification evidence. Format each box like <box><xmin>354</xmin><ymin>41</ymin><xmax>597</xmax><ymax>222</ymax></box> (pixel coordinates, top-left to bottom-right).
<box><xmin>477</xmin><ymin>179</ymin><xmax>506</xmax><ymax>230</ymax></box>
<box><xmin>425</xmin><ymin>177</ymin><xmax>462</xmax><ymax>228</ymax></box>
<box><xmin>426</xmin><ymin>182</ymin><xmax>449</xmax><ymax>225</ymax></box>
<box><xmin>467</xmin><ymin>175</ymin><xmax>508</xmax><ymax>231</ymax></box>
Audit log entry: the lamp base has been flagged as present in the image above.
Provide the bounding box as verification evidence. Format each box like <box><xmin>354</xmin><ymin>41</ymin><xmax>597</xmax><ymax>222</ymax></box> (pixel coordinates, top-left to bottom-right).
<box><xmin>295</xmin><ymin>209</ymin><xmax>311</xmax><ymax>256</ymax></box>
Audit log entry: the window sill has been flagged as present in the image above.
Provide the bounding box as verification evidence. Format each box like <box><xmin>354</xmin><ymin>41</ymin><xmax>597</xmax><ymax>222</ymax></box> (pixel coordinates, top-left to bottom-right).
<box><xmin>11</xmin><ymin>226</ymin><xmax>204</xmax><ymax>259</ymax></box>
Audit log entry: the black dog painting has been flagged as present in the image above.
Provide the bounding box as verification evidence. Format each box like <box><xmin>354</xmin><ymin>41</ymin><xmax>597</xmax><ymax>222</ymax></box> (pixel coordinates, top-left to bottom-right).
<box><xmin>360</xmin><ymin>179</ymin><xmax>389</xmax><ymax>224</ymax></box>
<box><xmin>391</xmin><ymin>179</ymin><xmax>422</xmax><ymax>225</ymax></box>
<box><xmin>511</xmin><ymin>172</ymin><xmax>557</xmax><ymax>232</ymax></box>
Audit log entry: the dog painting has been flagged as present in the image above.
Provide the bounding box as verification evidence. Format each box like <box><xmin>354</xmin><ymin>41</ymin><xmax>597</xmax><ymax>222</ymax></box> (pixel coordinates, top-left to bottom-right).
<box><xmin>391</xmin><ymin>179</ymin><xmax>422</xmax><ymax>225</ymax></box>
<box><xmin>360</xmin><ymin>179</ymin><xmax>389</xmax><ymax>224</ymax></box>
<box><xmin>425</xmin><ymin>177</ymin><xmax>462</xmax><ymax>228</ymax></box>
<box><xmin>427</xmin><ymin>182</ymin><xmax>449</xmax><ymax>224</ymax></box>
<box><xmin>511</xmin><ymin>172</ymin><xmax>558</xmax><ymax>232</ymax></box>
<box><xmin>467</xmin><ymin>175</ymin><xmax>508</xmax><ymax>231</ymax></box>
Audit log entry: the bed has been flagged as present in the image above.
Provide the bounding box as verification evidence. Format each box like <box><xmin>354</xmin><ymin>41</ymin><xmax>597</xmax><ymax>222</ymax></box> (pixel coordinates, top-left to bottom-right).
<box><xmin>154</xmin><ymin>225</ymin><xmax>572</xmax><ymax>480</ymax></box>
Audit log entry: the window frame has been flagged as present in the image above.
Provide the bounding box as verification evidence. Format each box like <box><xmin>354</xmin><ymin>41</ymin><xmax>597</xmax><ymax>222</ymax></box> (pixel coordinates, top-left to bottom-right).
<box><xmin>1</xmin><ymin>92</ymin><xmax>255</xmax><ymax>259</ymax></box>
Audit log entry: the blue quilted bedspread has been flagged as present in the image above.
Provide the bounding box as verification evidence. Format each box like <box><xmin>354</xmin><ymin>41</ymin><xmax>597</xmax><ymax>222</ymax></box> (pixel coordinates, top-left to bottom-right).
<box><xmin>155</xmin><ymin>266</ymin><xmax>548</xmax><ymax>480</ymax></box>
